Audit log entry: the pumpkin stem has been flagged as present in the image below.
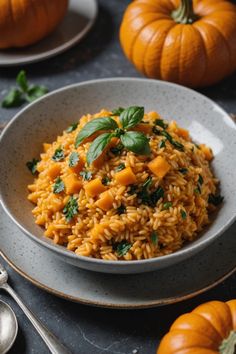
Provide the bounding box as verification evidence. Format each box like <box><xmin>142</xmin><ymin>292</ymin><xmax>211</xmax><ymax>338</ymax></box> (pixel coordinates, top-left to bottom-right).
<box><xmin>171</xmin><ymin>0</ymin><xmax>198</xmax><ymax>24</ymax></box>
<box><xmin>219</xmin><ymin>331</ymin><xmax>236</xmax><ymax>354</ymax></box>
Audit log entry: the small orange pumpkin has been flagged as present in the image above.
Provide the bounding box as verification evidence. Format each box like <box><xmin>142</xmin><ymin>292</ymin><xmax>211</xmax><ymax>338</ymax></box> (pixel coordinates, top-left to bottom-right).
<box><xmin>157</xmin><ymin>299</ymin><xmax>236</xmax><ymax>354</ymax></box>
<box><xmin>0</xmin><ymin>0</ymin><xmax>68</xmax><ymax>49</ymax></box>
<box><xmin>120</xmin><ymin>0</ymin><xmax>236</xmax><ymax>87</ymax></box>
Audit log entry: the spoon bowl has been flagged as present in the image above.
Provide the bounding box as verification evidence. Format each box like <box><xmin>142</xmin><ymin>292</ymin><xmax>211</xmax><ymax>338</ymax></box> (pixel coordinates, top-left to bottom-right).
<box><xmin>0</xmin><ymin>300</ymin><xmax>18</xmax><ymax>354</ymax></box>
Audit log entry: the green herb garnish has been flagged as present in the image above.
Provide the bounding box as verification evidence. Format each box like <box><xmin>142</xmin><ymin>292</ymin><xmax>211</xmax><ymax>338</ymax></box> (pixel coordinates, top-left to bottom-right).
<box><xmin>63</xmin><ymin>196</ymin><xmax>78</xmax><ymax>222</ymax></box>
<box><xmin>115</xmin><ymin>241</ymin><xmax>132</xmax><ymax>257</ymax></box>
<box><xmin>52</xmin><ymin>147</ymin><xmax>64</xmax><ymax>162</ymax></box>
<box><xmin>151</xmin><ymin>231</ymin><xmax>158</xmax><ymax>245</ymax></box>
<box><xmin>75</xmin><ymin>106</ymin><xmax>150</xmax><ymax>165</ymax></box>
<box><xmin>194</xmin><ymin>186</ymin><xmax>201</xmax><ymax>194</ymax></box>
<box><xmin>198</xmin><ymin>174</ymin><xmax>203</xmax><ymax>185</ymax></box>
<box><xmin>53</xmin><ymin>178</ymin><xmax>65</xmax><ymax>194</ymax></box>
<box><xmin>159</xmin><ymin>140</ymin><xmax>166</xmax><ymax>148</ymax></box>
<box><xmin>80</xmin><ymin>170</ymin><xmax>92</xmax><ymax>181</ymax></box>
<box><xmin>110</xmin><ymin>143</ymin><xmax>124</xmax><ymax>156</ymax></box>
<box><xmin>115</xmin><ymin>163</ymin><xmax>126</xmax><ymax>172</ymax></box>
<box><xmin>128</xmin><ymin>185</ymin><xmax>138</xmax><ymax>195</ymax></box>
<box><xmin>179</xmin><ymin>168</ymin><xmax>188</xmax><ymax>174</ymax></box>
<box><xmin>66</xmin><ymin>123</ymin><xmax>78</xmax><ymax>133</ymax></box>
<box><xmin>68</xmin><ymin>152</ymin><xmax>79</xmax><ymax>167</ymax></box>
<box><xmin>181</xmin><ymin>209</ymin><xmax>187</xmax><ymax>219</ymax></box>
<box><xmin>208</xmin><ymin>194</ymin><xmax>224</xmax><ymax>206</ymax></box>
<box><xmin>155</xmin><ymin>119</ymin><xmax>168</xmax><ymax>129</ymax></box>
<box><xmin>138</xmin><ymin>179</ymin><xmax>164</xmax><ymax>207</ymax></box>
<box><xmin>102</xmin><ymin>176</ymin><xmax>111</xmax><ymax>185</ymax></box>
<box><xmin>117</xmin><ymin>204</ymin><xmax>126</xmax><ymax>215</ymax></box>
<box><xmin>153</xmin><ymin>128</ymin><xmax>184</xmax><ymax>152</ymax></box>
<box><xmin>26</xmin><ymin>158</ymin><xmax>39</xmax><ymax>175</ymax></box>
<box><xmin>111</xmin><ymin>107</ymin><xmax>125</xmax><ymax>116</ymax></box>
<box><xmin>163</xmin><ymin>202</ymin><xmax>172</xmax><ymax>210</ymax></box>
<box><xmin>2</xmin><ymin>70</ymin><xmax>48</xmax><ymax>108</ymax></box>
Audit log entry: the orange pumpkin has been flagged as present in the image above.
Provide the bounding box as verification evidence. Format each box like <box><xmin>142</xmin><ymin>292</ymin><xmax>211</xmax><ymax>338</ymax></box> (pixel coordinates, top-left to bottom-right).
<box><xmin>0</xmin><ymin>0</ymin><xmax>68</xmax><ymax>49</ymax></box>
<box><xmin>157</xmin><ymin>300</ymin><xmax>236</xmax><ymax>354</ymax></box>
<box><xmin>120</xmin><ymin>0</ymin><xmax>236</xmax><ymax>87</ymax></box>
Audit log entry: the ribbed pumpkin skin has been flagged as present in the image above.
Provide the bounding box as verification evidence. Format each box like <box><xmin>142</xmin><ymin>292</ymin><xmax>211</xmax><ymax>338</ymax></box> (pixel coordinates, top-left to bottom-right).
<box><xmin>157</xmin><ymin>300</ymin><xmax>236</xmax><ymax>354</ymax></box>
<box><xmin>0</xmin><ymin>0</ymin><xmax>69</xmax><ymax>48</ymax></box>
<box><xmin>120</xmin><ymin>0</ymin><xmax>236</xmax><ymax>88</ymax></box>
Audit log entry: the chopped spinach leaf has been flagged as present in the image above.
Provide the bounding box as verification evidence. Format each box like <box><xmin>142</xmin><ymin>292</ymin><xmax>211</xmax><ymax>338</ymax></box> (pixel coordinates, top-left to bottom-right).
<box><xmin>128</xmin><ymin>185</ymin><xmax>138</xmax><ymax>195</ymax></box>
<box><xmin>208</xmin><ymin>194</ymin><xmax>224</xmax><ymax>206</ymax></box>
<box><xmin>198</xmin><ymin>174</ymin><xmax>204</xmax><ymax>185</ymax></box>
<box><xmin>102</xmin><ymin>176</ymin><xmax>111</xmax><ymax>185</ymax></box>
<box><xmin>26</xmin><ymin>158</ymin><xmax>39</xmax><ymax>175</ymax></box>
<box><xmin>53</xmin><ymin>178</ymin><xmax>65</xmax><ymax>194</ymax></box>
<box><xmin>151</xmin><ymin>231</ymin><xmax>158</xmax><ymax>245</ymax></box>
<box><xmin>155</xmin><ymin>119</ymin><xmax>168</xmax><ymax>129</ymax></box>
<box><xmin>159</xmin><ymin>140</ymin><xmax>166</xmax><ymax>148</ymax></box>
<box><xmin>179</xmin><ymin>168</ymin><xmax>188</xmax><ymax>174</ymax></box>
<box><xmin>52</xmin><ymin>146</ymin><xmax>64</xmax><ymax>162</ymax></box>
<box><xmin>69</xmin><ymin>151</ymin><xmax>79</xmax><ymax>167</ymax></box>
<box><xmin>63</xmin><ymin>196</ymin><xmax>78</xmax><ymax>222</ymax></box>
<box><xmin>80</xmin><ymin>170</ymin><xmax>92</xmax><ymax>181</ymax></box>
<box><xmin>115</xmin><ymin>241</ymin><xmax>132</xmax><ymax>257</ymax></box>
<box><xmin>163</xmin><ymin>202</ymin><xmax>172</xmax><ymax>210</ymax></box>
<box><xmin>181</xmin><ymin>209</ymin><xmax>187</xmax><ymax>220</ymax></box>
<box><xmin>115</xmin><ymin>163</ymin><xmax>125</xmax><ymax>172</ymax></box>
<box><xmin>117</xmin><ymin>204</ymin><xmax>126</xmax><ymax>215</ymax></box>
<box><xmin>194</xmin><ymin>186</ymin><xmax>201</xmax><ymax>194</ymax></box>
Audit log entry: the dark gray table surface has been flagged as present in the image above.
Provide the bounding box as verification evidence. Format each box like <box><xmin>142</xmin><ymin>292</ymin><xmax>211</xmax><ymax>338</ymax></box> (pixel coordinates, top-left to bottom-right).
<box><xmin>0</xmin><ymin>1</ymin><xmax>236</xmax><ymax>353</ymax></box>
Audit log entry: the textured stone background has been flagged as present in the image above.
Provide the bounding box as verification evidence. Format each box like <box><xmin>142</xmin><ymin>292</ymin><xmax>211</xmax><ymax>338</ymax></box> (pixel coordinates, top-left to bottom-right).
<box><xmin>0</xmin><ymin>1</ymin><xmax>236</xmax><ymax>353</ymax></box>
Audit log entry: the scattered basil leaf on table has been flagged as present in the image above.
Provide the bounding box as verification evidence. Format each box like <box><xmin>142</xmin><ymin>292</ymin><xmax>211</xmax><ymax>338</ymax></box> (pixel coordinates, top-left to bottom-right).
<box><xmin>2</xmin><ymin>70</ymin><xmax>48</xmax><ymax>108</ymax></box>
<box><xmin>26</xmin><ymin>158</ymin><xmax>39</xmax><ymax>175</ymax></box>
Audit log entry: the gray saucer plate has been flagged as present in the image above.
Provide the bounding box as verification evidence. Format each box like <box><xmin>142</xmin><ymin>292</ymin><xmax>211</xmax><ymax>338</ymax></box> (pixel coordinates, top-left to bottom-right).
<box><xmin>0</xmin><ymin>206</ymin><xmax>235</xmax><ymax>309</ymax></box>
<box><xmin>0</xmin><ymin>0</ymin><xmax>97</xmax><ymax>66</ymax></box>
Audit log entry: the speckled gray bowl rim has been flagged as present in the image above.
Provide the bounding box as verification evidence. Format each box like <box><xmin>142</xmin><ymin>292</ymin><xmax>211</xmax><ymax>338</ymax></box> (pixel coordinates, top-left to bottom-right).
<box><xmin>0</xmin><ymin>77</ymin><xmax>236</xmax><ymax>272</ymax></box>
<box><xmin>0</xmin><ymin>0</ymin><xmax>98</xmax><ymax>66</ymax></box>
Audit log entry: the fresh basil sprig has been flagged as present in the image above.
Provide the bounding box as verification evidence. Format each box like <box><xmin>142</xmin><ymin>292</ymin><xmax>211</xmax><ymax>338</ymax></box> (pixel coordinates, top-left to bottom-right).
<box><xmin>75</xmin><ymin>106</ymin><xmax>150</xmax><ymax>165</ymax></box>
<box><xmin>75</xmin><ymin>117</ymin><xmax>118</xmax><ymax>148</ymax></box>
<box><xmin>2</xmin><ymin>70</ymin><xmax>48</xmax><ymax>108</ymax></box>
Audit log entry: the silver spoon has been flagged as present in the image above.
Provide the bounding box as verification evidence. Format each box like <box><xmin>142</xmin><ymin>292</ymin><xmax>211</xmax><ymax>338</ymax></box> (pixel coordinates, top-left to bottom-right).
<box><xmin>0</xmin><ymin>262</ymin><xmax>71</xmax><ymax>354</ymax></box>
<box><xmin>0</xmin><ymin>300</ymin><xmax>18</xmax><ymax>354</ymax></box>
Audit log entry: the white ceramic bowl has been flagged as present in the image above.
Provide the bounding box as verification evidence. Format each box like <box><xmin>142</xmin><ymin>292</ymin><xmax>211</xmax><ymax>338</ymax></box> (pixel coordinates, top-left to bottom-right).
<box><xmin>0</xmin><ymin>78</ymin><xmax>235</xmax><ymax>274</ymax></box>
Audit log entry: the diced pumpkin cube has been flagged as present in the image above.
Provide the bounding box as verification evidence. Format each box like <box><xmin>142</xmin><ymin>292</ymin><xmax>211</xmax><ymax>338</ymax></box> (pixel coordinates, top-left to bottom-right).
<box><xmin>70</xmin><ymin>155</ymin><xmax>85</xmax><ymax>174</ymax></box>
<box><xmin>96</xmin><ymin>190</ymin><xmax>114</xmax><ymax>211</ymax></box>
<box><xmin>47</xmin><ymin>163</ymin><xmax>61</xmax><ymax>180</ymax></box>
<box><xmin>43</xmin><ymin>143</ymin><xmax>51</xmax><ymax>152</ymax></box>
<box><xmin>200</xmin><ymin>144</ymin><xmax>213</xmax><ymax>161</ymax></box>
<box><xmin>49</xmin><ymin>195</ymin><xmax>64</xmax><ymax>212</ymax></box>
<box><xmin>63</xmin><ymin>174</ymin><xmax>83</xmax><ymax>195</ymax></box>
<box><xmin>84</xmin><ymin>178</ymin><xmax>106</xmax><ymax>197</ymax></box>
<box><xmin>133</xmin><ymin>123</ymin><xmax>152</xmax><ymax>135</ymax></box>
<box><xmin>176</xmin><ymin>127</ymin><xmax>190</xmax><ymax>140</ymax></box>
<box><xmin>148</xmin><ymin>156</ymin><xmax>171</xmax><ymax>178</ymax></box>
<box><xmin>115</xmin><ymin>167</ymin><xmax>137</xmax><ymax>186</ymax></box>
<box><xmin>90</xmin><ymin>222</ymin><xmax>110</xmax><ymax>241</ymax></box>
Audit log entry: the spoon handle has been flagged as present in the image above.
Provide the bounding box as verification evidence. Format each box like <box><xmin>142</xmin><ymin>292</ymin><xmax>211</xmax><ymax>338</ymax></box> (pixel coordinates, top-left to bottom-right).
<box><xmin>1</xmin><ymin>283</ymin><xmax>71</xmax><ymax>354</ymax></box>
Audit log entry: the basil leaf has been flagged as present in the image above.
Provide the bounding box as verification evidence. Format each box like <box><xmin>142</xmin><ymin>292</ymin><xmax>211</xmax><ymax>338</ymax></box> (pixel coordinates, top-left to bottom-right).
<box><xmin>155</xmin><ymin>119</ymin><xmax>168</xmax><ymax>129</ymax></box>
<box><xmin>110</xmin><ymin>143</ymin><xmax>124</xmax><ymax>156</ymax></box>
<box><xmin>66</xmin><ymin>123</ymin><xmax>78</xmax><ymax>133</ymax></box>
<box><xmin>53</xmin><ymin>178</ymin><xmax>65</xmax><ymax>194</ymax></box>
<box><xmin>159</xmin><ymin>140</ymin><xmax>166</xmax><ymax>148</ymax></box>
<box><xmin>80</xmin><ymin>170</ymin><xmax>92</xmax><ymax>181</ymax></box>
<box><xmin>150</xmin><ymin>187</ymin><xmax>164</xmax><ymax>207</ymax></box>
<box><xmin>121</xmin><ymin>131</ymin><xmax>150</xmax><ymax>155</ymax></box>
<box><xmin>63</xmin><ymin>196</ymin><xmax>78</xmax><ymax>222</ymax></box>
<box><xmin>26</xmin><ymin>158</ymin><xmax>39</xmax><ymax>175</ymax></box>
<box><xmin>87</xmin><ymin>133</ymin><xmax>113</xmax><ymax>165</ymax></box>
<box><xmin>120</xmin><ymin>106</ymin><xmax>144</xmax><ymax>129</ymax></box>
<box><xmin>75</xmin><ymin>117</ymin><xmax>118</xmax><ymax>147</ymax></box>
<box><xmin>102</xmin><ymin>176</ymin><xmax>111</xmax><ymax>185</ymax></box>
<box><xmin>69</xmin><ymin>151</ymin><xmax>79</xmax><ymax>167</ymax></box>
<box><xmin>1</xmin><ymin>89</ymin><xmax>24</xmax><ymax>108</ymax></box>
<box><xmin>111</xmin><ymin>107</ymin><xmax>125</xmax><ymax>116</ymax></box>
<box><xmin>25</xmin><ymin>85</ymin><xmax>48</xmax><ymax>102</ymax></box>
<box><xmin>16</xmin><ymin>70</ymin><xmax>28</xmax><ymax>92</ymax></box>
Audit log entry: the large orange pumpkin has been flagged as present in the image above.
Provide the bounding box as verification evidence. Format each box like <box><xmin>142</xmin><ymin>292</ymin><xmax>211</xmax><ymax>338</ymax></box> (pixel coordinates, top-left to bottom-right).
<box><xmin>157</xmin><ymin>300</ymin><xmax>236</xmax><ymax>354</ymax></box>
<box><xmin>120</xmin><ymin>0</ymin><xmax>236</xmax><ymax>87</ymax></box>
<box><xmin>0</xmin><ymin>0</ymin><xmax>69</xmax><ymax>49</ymax></box>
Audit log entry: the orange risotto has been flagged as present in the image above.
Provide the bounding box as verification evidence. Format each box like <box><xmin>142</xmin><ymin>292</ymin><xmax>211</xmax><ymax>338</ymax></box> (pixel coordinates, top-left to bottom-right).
<box><xmin>27</xmin><ymin>107</ymin><xmax>222</xmax><ymax>261</ymax></box>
